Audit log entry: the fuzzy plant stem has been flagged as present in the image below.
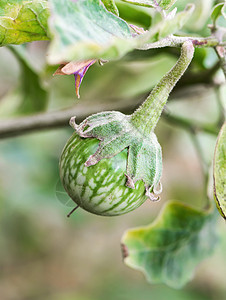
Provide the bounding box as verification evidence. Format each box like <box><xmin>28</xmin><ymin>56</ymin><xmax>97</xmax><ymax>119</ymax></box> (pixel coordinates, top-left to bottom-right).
<box><xmin>130</xmin><ymin>41</ymin><xmax>195</xmax><ymax>136</ymax></box>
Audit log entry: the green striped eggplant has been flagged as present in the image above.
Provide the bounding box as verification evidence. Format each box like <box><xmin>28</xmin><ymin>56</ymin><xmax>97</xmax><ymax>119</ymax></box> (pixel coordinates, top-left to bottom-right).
<box><xmin>60</xmin><ymin>133</ymin><xmax>148</xmax><ymax>216</ymax></box>
<box><xmin>59</xmin><ymin>42</ymin><xmax>194</xmax><ymax>216</ymax></box>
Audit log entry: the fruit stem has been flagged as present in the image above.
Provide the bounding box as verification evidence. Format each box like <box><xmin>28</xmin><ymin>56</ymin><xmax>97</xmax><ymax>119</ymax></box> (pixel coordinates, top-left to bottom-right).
<box><xmin>130</xmin><ymin>41</ymin><xmax>194</xmax><ymax>136</ymax></box>
<box><xmin>67</xmin><ymin>205</ymin><xmax>79</xmax><ymax>218</ymax></box>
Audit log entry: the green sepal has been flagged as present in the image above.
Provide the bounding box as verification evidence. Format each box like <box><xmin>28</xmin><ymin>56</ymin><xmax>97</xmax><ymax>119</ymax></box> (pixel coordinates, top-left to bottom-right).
<box><xmin>70</xmin><ymin>111</ymin><xmax>162</xmax><ymax>201</ymax></box>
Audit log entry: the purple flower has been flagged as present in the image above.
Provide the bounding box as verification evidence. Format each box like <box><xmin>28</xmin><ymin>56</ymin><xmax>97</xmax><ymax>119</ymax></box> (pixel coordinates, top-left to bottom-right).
<box><xmin>54</xmin><ymin>59</ymin><xmax>96</xmax><ymax>98</ymax></box>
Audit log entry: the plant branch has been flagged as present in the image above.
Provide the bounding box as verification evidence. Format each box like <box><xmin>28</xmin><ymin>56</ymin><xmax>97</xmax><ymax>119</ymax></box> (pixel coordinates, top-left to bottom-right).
<box><xmin>139</xmin><ymin>35</ymin><xmax>224</xmax><ymax>50</ymax></box>
<box><xmin>209</xmin><ymin>25</ymin><xmax>226</xmax><ymax>79</ymax></box>
<box><xmin>0</xmin><ymin>96</ymin><xmax>142</xmax><ymax>139</ymax></box>
<box><xmin>189</xmin><ymin>132</ymin><xmax>211</xmax><ymax>208</ymax></box>
<box><xmin>189</xmin><ymin>133</ymin><xmax>209</xmax><ymax>174</ymax></box>
<box><xmin>177</xmin><ymin>61</ymin><xmax>221</xmax><ymax>88</ymax></box>
<box><xmin>214</xmin><ymin>46</ymin><xmax>226</xmax><ymax>79</ymax></box>
<box><xmin>214</xmin><ymin>85</ymin><xmax>226</xmax><ymax>125</ymax></box>
<box><xmin>162</xmin><ymin>109</ymin><xmax>216</xmax><ymax>209</ymax></box>
<box><xmin>162</xmin><ymin>110</ymin><xmax>219</xmax><ymax>136</ymax></box>
<box><xmin>0</xmin><ymin>97</ymin><xmax>218</xmax><ymax>140</ymax></box>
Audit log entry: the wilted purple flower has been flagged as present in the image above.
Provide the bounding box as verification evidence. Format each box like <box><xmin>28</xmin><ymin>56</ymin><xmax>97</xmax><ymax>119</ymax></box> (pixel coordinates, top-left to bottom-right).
<box><xmin>54</xmin><ymin>59</ymin><xmax>96</xmax><ymax>98</ymax></box>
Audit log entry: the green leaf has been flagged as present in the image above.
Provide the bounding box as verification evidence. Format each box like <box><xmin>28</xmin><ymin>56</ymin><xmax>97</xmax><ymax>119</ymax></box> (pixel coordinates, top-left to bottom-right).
<box><xmin>47</xmin><ymin>0</ymin><xmax>133</xmax><ymax>64</ymax></box>
<box><xmin>213</xmin><ymin>122</ymin><xmax>226</xmax><ymax>220</ymax></box>
<box><xmin>211</xmin><ymin>3</ymin><xmax>225</xmax><ymax>25</ymax></box>
<box><xmin>158</xmin><ymin>4</ymin><xmax>194</xmax><ymax>39</ymax></box>
<box><xmin>223</xmin><ymin>2</ymin><xmax>226</xmax><ymax>19</ymax></box>
<box><xmin>122</xmin><ymin>201</ymin><xmax>217</xmax><ymax>288</ymax></box>
<box><xmin>159</xmin><ymin>0</ymin><xmax>178</xmax><ymax>10</ymax></box>
<box><xmin>70</xmin><ymin>111</ymin><xmax>162</xmax><ymax>199</ymax></box>
<box><xmin>101</xmin><ymin>0</ymin><xmax>119</xmax><ymax>15</ymax></box>
<box><xmin>47</xmin><ymin>0</ymin><xmax>195</xmax><ymax>63</ymax></box>
<box><xmin>141</xmin><ymin>3</ymin><xmax>194</xmax><ymax>43</ymax></box>
<box><xmin>9</xmin><ymin>45</ymin><xmax>48</xmax><ymax>114</ymax></box>
<box><xmin>0</xmin><ymin>0</ymin><xmax>50</xmax><ymax>46</ymax></box>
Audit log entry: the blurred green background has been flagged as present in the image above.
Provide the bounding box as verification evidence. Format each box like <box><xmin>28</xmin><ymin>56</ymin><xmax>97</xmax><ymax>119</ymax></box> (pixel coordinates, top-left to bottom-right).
<box><xmin>0</xmin><ymin>2</ymin><xmax>226</xmax><ymax>297</ymax></box>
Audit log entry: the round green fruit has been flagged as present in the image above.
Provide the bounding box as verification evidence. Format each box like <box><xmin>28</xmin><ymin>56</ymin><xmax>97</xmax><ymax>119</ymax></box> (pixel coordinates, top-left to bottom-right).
<box><xmin>59</xmin><ymin>133</ymin><xmax>147</xmax><ymax>216</ymax></box>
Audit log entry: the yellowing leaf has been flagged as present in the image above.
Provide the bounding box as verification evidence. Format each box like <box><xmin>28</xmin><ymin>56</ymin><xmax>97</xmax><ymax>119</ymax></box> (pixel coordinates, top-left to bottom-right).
<box><xmin>0</xmin><ymin>0</ymin><xmax>49</xmax><ymax>46</ymax></box>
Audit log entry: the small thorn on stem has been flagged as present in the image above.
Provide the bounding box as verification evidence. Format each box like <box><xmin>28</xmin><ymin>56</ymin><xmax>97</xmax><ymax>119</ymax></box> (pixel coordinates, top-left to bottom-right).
<box><xmin>67</xmin><ymin>205</ymin><xmax>79</xmax><ymax>218</ymax></box>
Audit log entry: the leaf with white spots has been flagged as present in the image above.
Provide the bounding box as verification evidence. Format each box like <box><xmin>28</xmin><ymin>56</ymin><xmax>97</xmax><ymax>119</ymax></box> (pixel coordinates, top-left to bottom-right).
<box><xmin>122</xmin><ymin>201</ymin><xmax>217</xmax><ymax>288</ymax></box>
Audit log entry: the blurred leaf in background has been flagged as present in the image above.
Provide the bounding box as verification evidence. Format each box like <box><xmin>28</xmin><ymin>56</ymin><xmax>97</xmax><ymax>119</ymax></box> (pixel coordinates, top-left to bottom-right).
<box><xmin>8</xmin><ymin>45</ymin><xmax>48</xmax><ymax>114</ymax></box>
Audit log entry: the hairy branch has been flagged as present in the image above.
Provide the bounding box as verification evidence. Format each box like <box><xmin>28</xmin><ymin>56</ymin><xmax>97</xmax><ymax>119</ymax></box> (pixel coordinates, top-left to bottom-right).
<box><xmin>139</xmin><ymin>35</ymin><xmax>224</xmax><ymax>50</ymax></box>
